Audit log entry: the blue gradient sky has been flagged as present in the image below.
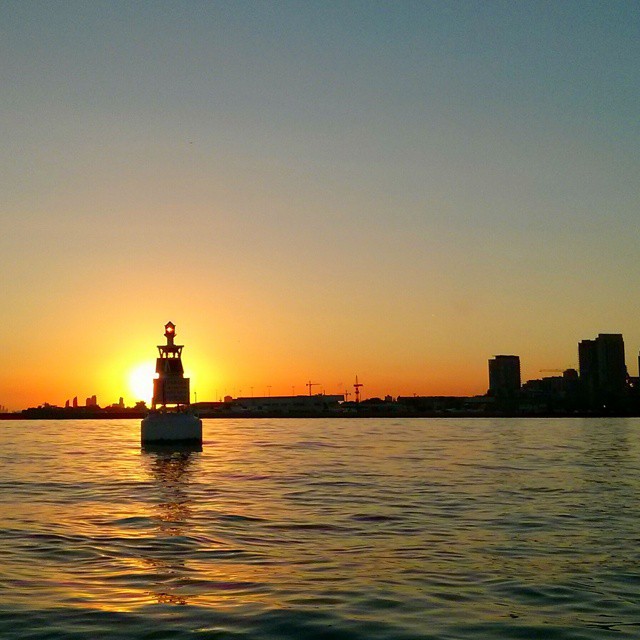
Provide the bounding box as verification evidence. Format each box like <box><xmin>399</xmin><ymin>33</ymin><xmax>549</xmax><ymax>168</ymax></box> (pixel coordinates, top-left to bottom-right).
<box><xmin>1</xmin><ymin>1</ymin><xmax>639</xmax><ymax>407</ymax></box>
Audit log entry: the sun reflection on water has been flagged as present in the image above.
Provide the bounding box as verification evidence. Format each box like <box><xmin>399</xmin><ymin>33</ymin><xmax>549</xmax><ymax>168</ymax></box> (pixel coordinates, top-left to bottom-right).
<box><xmin>138</xmin><ymin>447</ymin><xmax>199</xmax><ymax>606</ymax></box>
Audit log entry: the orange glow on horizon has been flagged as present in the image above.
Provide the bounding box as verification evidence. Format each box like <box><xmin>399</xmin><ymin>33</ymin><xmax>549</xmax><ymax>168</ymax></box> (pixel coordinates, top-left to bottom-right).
<box><xmin>3</xmin><ymin>305</ymin><xmax>629</xmax><ymax>411</ymax></box>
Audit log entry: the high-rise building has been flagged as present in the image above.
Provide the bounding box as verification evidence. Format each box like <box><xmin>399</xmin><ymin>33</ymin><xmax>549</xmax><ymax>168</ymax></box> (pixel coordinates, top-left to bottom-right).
<box><xmin>86</xmin><ymin>395</ymin><xmax>98</xmax><ymax>407</ymax></box>
<box><xmin>578</xmin><ymin>333</ymin><xmax>627</xmax><ymax>408</ymax></box>
<box><xmin>488</xmin><ymin>355</ymin><xmax>521</xmax><ymax>398</ymax></box>
<box><xmin>578</xmin><ymin>339</ymin><xmax>598</xmax><ymax>401</ymax></box>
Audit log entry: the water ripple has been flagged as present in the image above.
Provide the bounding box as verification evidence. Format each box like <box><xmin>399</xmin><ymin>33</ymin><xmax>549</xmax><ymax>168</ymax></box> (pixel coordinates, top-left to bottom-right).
<box><xmin>1</xmin><ymin>417</ymin><xmax>640</xmax><ymax>638</ymax></box>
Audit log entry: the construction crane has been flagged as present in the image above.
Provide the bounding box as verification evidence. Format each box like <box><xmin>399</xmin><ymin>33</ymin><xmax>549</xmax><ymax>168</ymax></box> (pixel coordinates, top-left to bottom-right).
<box><xmin>354</xmin><ymin>375</ymin><xmax>363</xmax><ymax>403</ymax></box>
<box><xmin>306</xmin><ymin>381</ymin><xmax>320</xmax><ymax>396</ymax></box>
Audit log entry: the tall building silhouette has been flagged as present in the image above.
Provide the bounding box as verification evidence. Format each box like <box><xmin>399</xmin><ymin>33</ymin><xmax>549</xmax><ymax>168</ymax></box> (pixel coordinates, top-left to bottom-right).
<box><xmin>488</xmin><ymin>355</ymin><xmax>521</xmax><ymax>398</ymax></box>
<box><xmin>578</xmin><ymin>333</ymin><xmax>627</xmax><ymax>408</ymax></box>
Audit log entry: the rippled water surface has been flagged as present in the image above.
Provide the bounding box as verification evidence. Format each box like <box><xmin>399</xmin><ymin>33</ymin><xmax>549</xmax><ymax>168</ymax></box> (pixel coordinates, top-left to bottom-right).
<box><xmin>1</xmin><ymin>418</ymin><xmax>640</xmax><ymax>639</ymax></box>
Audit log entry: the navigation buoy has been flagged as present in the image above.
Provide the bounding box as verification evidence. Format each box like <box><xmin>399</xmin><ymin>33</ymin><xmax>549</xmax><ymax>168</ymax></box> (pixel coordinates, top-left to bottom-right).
<box><xmin>141</xmin><ymin>322</ymin><xmax>202</xmax><ymax>445</ymax></box>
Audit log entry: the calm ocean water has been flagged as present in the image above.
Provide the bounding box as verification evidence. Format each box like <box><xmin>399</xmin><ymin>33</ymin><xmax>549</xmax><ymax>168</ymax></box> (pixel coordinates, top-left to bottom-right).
<box><xmin>1</xmin><ymin>418</ymin><xmax>639</xmax><ymax>639</ymax></box>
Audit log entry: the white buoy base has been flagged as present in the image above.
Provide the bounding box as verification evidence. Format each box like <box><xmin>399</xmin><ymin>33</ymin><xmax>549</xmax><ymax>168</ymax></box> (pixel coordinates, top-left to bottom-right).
<box><xmin>141</xmin><ymin>411</ymin><xmax>203</xmax><ymax>444</ymax></box>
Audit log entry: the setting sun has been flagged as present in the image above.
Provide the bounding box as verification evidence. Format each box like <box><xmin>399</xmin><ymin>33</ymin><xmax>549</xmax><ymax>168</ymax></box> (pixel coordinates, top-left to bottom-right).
<box><xmin>128</xmin><ymin>362</ymin><xmax>156</xmax><ymax>404</ymax></box>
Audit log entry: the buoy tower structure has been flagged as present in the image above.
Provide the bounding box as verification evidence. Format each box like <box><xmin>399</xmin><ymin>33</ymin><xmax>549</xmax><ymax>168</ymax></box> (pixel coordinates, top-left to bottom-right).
<box><xmin>152</xmin><ymin>321</ymin><xmax>189</xmax><ymax>410</ymax></box>
<box><xmin>141</xmin><ymin>322</ymin><xmax>202</xmax><ymax>445</ymax></box>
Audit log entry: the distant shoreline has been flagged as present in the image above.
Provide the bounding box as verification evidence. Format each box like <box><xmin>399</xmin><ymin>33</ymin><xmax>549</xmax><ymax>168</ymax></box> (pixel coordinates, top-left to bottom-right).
<box><xmin>3</xmin><ymin>411</ymin><xmax>640</xmax><ymax>420</ymax></box>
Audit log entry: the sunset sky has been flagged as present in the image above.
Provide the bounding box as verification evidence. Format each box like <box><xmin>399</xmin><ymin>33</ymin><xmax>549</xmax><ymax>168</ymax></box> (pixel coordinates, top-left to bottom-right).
<box><xmin>2</xmin><ymin>1</ymin><xmax>639</xmax><ymax>409</ymax></box>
